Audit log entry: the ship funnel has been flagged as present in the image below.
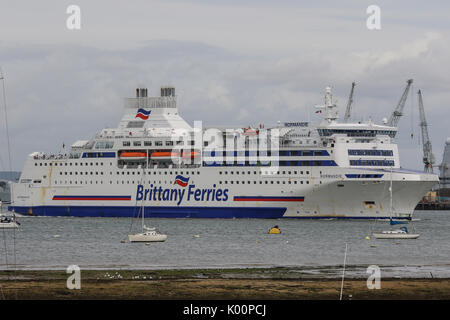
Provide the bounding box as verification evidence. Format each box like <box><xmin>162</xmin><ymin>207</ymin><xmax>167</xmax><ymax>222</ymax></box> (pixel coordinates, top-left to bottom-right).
<box><xmin>136</xmin><ymin>88</ymin><xmax>148</xmax><ymax>98</ymax></box>
<box><xmin>161</xmin><ymin>86</ymin><xmax>175</xmax><ymax>97</ymax></box>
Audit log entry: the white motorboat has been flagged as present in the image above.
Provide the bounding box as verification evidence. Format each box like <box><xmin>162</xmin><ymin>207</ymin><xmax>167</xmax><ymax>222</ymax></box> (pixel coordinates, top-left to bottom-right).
<box><xmin>372</xmin><ymin>227</ymin><xmax>420</xmax><ymax>239</ymax></box>
<box><xmin>0</xmin><ymin>215</ymin><xmax>19</xmax><ymax>229</ymax></box>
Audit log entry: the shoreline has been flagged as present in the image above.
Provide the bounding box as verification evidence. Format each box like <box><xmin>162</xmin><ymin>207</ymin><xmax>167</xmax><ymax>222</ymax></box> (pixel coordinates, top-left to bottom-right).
<box><xmin>1</xmin><ymin>267</ymin><xmax>449</xmax><ymax>299</ymax></box>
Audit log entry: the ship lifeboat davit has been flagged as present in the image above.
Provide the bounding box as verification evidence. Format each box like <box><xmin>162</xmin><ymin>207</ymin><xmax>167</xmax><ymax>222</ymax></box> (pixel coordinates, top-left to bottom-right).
<box><xmin>151</xmin><ymin>152</ymin><xmax>179</xmax><ymax>159</ymax></box>
<box><xmin>181</xmin><ymin>151</ymin><xmax>200</xmax><ymax>159</ymax></box>
<box><xmin>120</xmin><ymin>151</ymin><xmax>147</xmax><ymax>158</ymax></box>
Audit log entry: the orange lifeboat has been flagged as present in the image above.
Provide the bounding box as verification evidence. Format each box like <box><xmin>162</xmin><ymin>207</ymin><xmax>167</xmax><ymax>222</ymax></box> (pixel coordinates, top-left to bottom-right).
<box><xmin>151</xmin><ymin>152</ymin><xmax>179</xmax><ymax>158</ymax></box>
<box><xmin>181</xmin><ymin>151</ymin><xmax>200</xmax><ymax>159</ymax></box>
<box><xmin>120</xmin><ymin>151</ymin><xmax>147</xmax><ymax>158</ymax></box>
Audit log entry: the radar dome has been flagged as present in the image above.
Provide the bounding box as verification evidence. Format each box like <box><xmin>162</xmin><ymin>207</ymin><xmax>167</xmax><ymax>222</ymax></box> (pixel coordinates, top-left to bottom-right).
<box><xmin>446</xmin><ymin>137</ymin><xmax>450</xmax><ymax>145</ymax></box>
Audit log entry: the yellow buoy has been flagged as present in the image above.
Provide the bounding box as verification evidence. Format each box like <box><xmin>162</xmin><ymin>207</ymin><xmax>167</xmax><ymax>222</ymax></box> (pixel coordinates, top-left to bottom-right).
<box><xmin>365</xmin><ymin>236</ymin><xmax>370</xmax><ymax>240</ymax></box>
<box><xmin>268</xmin><ymin>226</ymin><xmax>281</xmax><ymax>234</ymax></box>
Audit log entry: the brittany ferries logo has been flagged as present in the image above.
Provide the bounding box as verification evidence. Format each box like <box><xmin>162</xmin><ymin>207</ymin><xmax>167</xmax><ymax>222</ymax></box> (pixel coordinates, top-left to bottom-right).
<box><xmin>174</xmin><ymin>175</ymin><xmax>189</xmax><ymax>187</ymax></box>
<box><xmin>135</xmin><ymin>108</ymin><xmax>151</xmax><ymax>120</ymax></box>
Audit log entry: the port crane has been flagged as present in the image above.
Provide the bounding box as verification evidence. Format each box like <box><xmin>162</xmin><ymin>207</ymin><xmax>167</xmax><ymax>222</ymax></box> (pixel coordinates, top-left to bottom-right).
<box><xmin>343</xmin><ymin>82</ymin><xmax>356</xmax><ymax>123</ymax></box>
<box><xmin>387</xmin><ymin>79</ymin><xmax>413</xmax><ymax>127</ymax></box>
<box><xmin>417</xmin><ymin>90</ymin><xmax>435</xmax><ymax>173</ymax></box>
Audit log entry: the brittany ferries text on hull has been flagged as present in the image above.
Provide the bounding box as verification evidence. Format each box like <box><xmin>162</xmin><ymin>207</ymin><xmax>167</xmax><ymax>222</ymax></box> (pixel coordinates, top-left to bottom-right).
<box><xmin>9</xmin><ymin>85</ymin><xmax>438</xmax><ymax>219</ymax></box>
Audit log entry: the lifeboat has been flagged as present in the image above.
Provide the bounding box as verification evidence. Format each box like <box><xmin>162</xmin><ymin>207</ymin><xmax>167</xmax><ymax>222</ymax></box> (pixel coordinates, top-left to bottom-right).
<box><xmin>244</xmin><ymin>128</ymin><xmax>258</xmax><ymax>135</ymax></box>
<box><xmin>151</xmin><ymin>151</ymin><xmax>179</xmax><ymax>158</ymax></box>
<box><xmin>120</xmin><ymin>151</ymin><xmax>147</xmax><ymax>158</ymax></box>
<box><xmin>181</xmin><ymin>151</ymin><xmax>200</xmax><ymax>159</ymax></box>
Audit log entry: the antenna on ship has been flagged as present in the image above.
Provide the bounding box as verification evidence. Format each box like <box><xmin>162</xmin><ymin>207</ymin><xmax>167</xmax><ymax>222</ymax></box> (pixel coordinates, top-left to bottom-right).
<box><xmin>315</xmin><ymin>86</ymin><xmax>339</xmax><ymax>123</ymax></box>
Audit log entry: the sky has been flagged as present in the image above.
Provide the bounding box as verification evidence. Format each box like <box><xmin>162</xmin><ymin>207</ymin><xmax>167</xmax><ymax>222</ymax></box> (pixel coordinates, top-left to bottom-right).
<box><xmin>0</xmin><ymin>0</ymin><xmax>449</xmax><ymax>171</ymax></box>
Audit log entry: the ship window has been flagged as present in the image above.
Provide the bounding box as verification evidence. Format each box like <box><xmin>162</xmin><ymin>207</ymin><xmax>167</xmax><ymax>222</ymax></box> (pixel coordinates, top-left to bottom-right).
<box><xmin>155</xmin><ymin>141</ymin><xmax>163</xmax><ymax>146</ymax></box>
<box><xmin>123</xmin><ymin>141</ymin><xmax>131</xmax><ymax>147</ymax></box>
<box><xmin>133</xmin><ymin>141</ymin><xmax>141</xmax><ymax>146</ymax></box>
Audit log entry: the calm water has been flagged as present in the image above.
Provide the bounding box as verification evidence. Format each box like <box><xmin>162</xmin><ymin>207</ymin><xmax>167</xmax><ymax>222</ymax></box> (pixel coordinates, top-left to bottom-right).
<box><xmin>1</xmin><ymin>208</ymin><xmax>450</xmax><ymax>277</ymax></box>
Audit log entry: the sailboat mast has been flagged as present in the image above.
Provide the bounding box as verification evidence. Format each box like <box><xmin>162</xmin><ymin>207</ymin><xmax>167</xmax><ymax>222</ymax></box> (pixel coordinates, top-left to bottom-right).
<box><xmin>390</xmin><ymin>166</ymin><xmax>393</xmax><ymax>218</ymax></box>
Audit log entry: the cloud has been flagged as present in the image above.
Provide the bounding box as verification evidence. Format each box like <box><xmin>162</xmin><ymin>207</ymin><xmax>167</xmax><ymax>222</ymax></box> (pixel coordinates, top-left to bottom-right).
<box><xmin>1</xmin><ymin>2</ymin><xmax>449</xmax><ymax>171</ymax></box>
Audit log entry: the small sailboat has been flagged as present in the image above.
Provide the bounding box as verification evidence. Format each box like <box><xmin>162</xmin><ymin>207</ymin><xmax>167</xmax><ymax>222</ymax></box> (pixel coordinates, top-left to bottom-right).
<box><xmin>128</xmin><ymin>170</ymin><xmax>167</xmax><ymax>242</ymax></box>
<box><xmin>128</xmin><ymin>225</ymin><xmax>167</xmax><ymax>242</ymax></box>
<box><xmin>372</xmin><ymin>226</ymin><xmax>419</xmax><ymax>239</ymax></box>
<box><xmin>372</xmin><ymin>167</ymin><xmax>420</xmax><ymax>239</ymax></box>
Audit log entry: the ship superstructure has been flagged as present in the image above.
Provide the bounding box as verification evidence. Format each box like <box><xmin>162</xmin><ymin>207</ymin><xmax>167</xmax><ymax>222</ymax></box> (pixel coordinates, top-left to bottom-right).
<box><xmin>10</xmin><ymin>86</ymin><xmax>438</xmax><ymax>218</ymax></box>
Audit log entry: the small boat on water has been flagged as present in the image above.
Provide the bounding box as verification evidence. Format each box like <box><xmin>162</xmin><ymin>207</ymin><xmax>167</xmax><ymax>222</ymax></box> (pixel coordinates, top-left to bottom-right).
<box><xmin>0</xmin><ymin>200</ymin><xmax>19</xmax><ymax>229</ymax></box>
<box><xmin>373</xmin><ymin>226</ymin><xmax>420</xmax><ymax>239</ymax></box>
<box><xmin>128</xmin><ymin>170</ymin><xmax>167</xmax><ymax>242</ymax></box>
<box><xmin>0</xmin><ymin>214</ymin><xmax>19</xmax><ymax>229</ymax></box>
<box><xmin>129</xmin><ymin>225</ymin><xmax>167</xmax><ymax>242</ymax></box>
<box><xmin>372</xmin><ymin>168</ymin><xmax>420</xmax><ymax>240</ymax></box>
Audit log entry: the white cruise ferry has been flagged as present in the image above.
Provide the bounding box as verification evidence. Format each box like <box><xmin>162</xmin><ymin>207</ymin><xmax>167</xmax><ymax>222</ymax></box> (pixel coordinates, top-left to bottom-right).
<box><xmin>9</xmin><ymin>86</ymin><xmax>438</xmax><ymax>219</ymax></box>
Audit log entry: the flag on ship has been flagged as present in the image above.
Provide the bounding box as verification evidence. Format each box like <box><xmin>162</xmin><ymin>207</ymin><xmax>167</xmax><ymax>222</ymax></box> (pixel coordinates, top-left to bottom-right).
<box><xmin>136</xmin><ymin>108</ymin><xmax>151</xmax><ymax>120</ymax></box>
<box><xmin>174</xmin><ymin>175</ymin><xmax>190</xmax><ymax>187</ymax></box>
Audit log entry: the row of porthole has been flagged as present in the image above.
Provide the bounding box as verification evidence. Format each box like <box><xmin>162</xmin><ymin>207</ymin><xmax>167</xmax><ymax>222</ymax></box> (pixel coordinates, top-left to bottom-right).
<box><xmin>52</xmin><ymin>179</ymin><xmax>315</xmax><ymax>186</ymax></box>
<box><xmin>35</xmin><ymin>162</ymin><xmax>110</xmax><ymax>166</ymax></box>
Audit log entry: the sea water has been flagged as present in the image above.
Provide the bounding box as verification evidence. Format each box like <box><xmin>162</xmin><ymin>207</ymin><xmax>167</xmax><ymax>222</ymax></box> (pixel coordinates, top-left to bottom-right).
<box><xmin>1</xmin><ymin>208</ymin><xmax>449</xmax><ymax>277</ymax></box>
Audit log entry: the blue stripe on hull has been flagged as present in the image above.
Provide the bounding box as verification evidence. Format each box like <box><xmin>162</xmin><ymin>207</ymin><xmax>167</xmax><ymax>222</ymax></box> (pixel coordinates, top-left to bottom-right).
<box><xmin>8</xmin><ymin>205</ymin><xmax>410</xmax><ymax>220</ymax></box>
<box><xmin>9</xmin><ymin>205</ymin><xmax>287</xmax><ymax>219</ymax></box>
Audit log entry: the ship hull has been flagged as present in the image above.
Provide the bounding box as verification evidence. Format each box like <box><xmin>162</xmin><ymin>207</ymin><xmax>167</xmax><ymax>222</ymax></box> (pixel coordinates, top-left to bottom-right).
<box><xmin>9</xmin><ymin>167</ymin><xmax>437</xmax><ymax>219</ymax></box>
